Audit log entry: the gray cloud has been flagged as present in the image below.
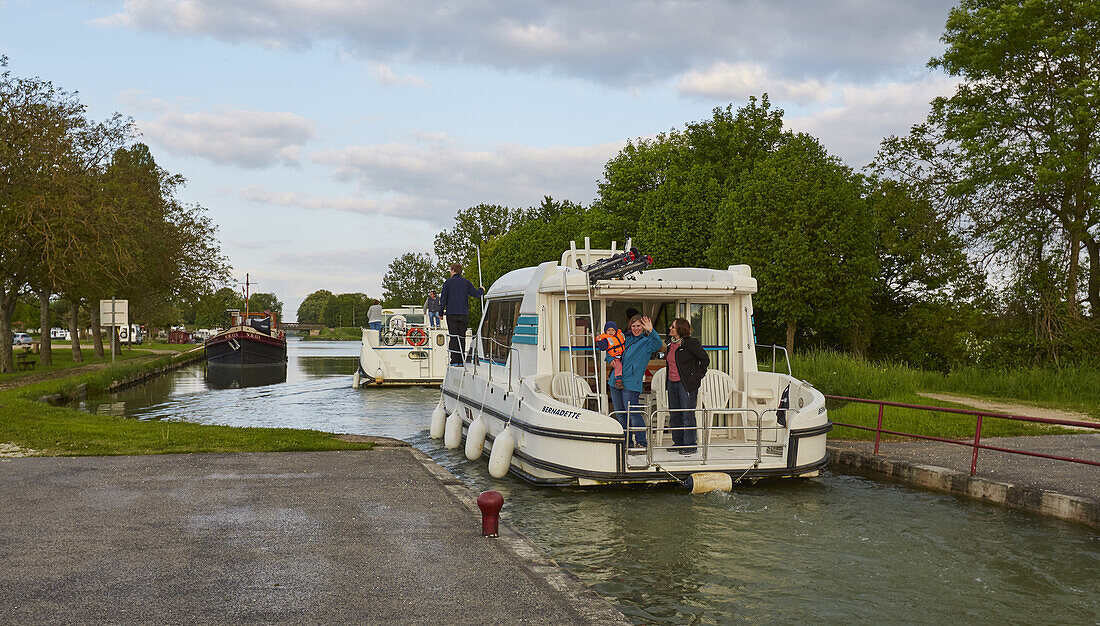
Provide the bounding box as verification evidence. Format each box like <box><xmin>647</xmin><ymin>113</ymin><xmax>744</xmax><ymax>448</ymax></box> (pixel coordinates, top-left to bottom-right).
<box><xmin>98</xmin><ymin>0</ymin><xmax>957</xmax><ymax>86</ymax></box>
<box><xmin>135</xmin><ymin>105</ymin><xmax>316</xmax><ymax>168</ymax></box>
<box><xmin>308</xmin><ymin>134</ymin><xmax>624</xmax><ymax>217</ymax></box>
<box><xmin>786</xmin><ymin>76</ymin><xmax>959</xmax><ymax>168</ymax></box>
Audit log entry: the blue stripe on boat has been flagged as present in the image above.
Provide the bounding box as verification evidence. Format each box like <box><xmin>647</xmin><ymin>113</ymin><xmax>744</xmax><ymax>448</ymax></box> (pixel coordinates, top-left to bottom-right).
<box><xmin>517</xmin><ymin>315</ymin><xmax>539</xmax><ymax>325</ymax></box>
<box><xmin>511</xmin><ymin>335</ymin><xmax>538</xmax><ymax>345</ymax></box>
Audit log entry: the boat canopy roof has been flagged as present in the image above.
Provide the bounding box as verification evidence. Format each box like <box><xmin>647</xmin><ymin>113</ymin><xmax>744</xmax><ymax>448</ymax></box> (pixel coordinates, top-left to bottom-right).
<box><xmin>485</xmin><ymin>261</ymin><xmax>757</xmax><ymax>299</ymax></box>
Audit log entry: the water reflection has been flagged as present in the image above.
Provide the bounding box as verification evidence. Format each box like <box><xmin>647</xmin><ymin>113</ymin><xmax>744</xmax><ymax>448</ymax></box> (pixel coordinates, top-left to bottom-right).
<box><xmin>205</xmin><ymin>364</ymin><xmax>287</xmax><ymax>389</ymax></box>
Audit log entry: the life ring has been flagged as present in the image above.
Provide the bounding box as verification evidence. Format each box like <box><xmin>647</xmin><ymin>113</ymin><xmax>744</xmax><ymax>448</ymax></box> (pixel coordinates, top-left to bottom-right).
<box><xmin>407</xmin><ymin>327</ymin><xmax>428</xmax><ymax>346</ymax></box>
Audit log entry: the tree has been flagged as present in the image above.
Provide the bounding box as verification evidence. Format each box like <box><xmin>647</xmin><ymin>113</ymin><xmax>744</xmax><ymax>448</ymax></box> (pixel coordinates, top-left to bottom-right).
<box><xmin>709</xmin><ymin>133</ymin><xmax>877</xmax><ymax>355</ymax></box>
<box><xmin>322</xmin><ymin>293</ymin><xmax>371</xmax><ymax>327</ymax></box>
<box><xmin>928</xmin><ymin>0</ymin><xmax>1100</xmax><ymax>319</ymax></box>
<box><xmin>195</xmin><ymin>288</ymin><xmax>244</xmax><ymax>328</ymax></box>
<box><xmin>433</xmin><ymin>204</ymin><xmax>526</xmax><ymax>266</ymax></box>
<box><xmin>297</xmin><ymin>290</ymin><xmax>334</xmax><ymax>324</ymax></box>
<box><xmin>248</xmin><ymin>292</ymin><xmax>283</xmax><ymax>316</ymax></box>
<box><xmin>382</xmin><ymin>253</ymin><xmax>445</xmax><ymax>308</ymax></box>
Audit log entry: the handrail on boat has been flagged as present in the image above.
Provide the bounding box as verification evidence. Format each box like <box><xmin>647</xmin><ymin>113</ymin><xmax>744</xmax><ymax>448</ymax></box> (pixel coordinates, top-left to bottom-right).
<box><xmin>613</xmin><ymin>406</ymin><xmax>787</xmax><ymax>469</ymax></box>
<box><xmin>755</xmin><ymin>344</ymin><xmax>792</xmax><ymax>376</ymax></box>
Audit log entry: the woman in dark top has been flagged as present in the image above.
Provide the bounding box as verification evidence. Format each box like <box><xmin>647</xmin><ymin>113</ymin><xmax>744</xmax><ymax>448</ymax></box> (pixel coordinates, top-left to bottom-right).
<box><xmin>665</xmin><ymin>317</ymin><xmax>709</xmax><ymax>454</ymax></box>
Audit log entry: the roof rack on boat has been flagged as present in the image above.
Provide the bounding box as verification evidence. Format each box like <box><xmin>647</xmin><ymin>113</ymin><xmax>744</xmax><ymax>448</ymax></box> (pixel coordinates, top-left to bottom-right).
<box><xmin>563</xmin><ymin>237</ymin><xmax>654</xmax><ymax>283</ymax></box>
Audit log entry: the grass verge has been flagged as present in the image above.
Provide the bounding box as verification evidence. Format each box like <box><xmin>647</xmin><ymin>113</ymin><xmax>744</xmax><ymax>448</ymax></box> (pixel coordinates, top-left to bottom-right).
<box><xmin>790</xmin><ymin>349</ymin><xmax>1098</xmax><ymax>441</ymax></box>
<box><xmin>0</xmin><ymin>355</ymin><xmax>373</xmax><ymax>457</ymax></box>
<box><xmin>302</xmin><ymin>327</ymin><xmax>361</xmax><ymax>341</ymax></box>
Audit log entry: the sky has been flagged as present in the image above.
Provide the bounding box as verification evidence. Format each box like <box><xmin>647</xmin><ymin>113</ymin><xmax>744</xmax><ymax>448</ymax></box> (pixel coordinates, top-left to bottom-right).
<box><xmin>1</xmin><ymin>0</ymin><xmax>960</xmax><ymax>320</ymax></box>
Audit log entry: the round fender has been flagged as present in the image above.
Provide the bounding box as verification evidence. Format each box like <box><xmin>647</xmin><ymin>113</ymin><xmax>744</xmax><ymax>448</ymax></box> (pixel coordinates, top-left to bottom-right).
<box><xmin>686</xmin><ymin>472</ymin><xmax>734</xmax><ymax>494</ymax></box>
<box><xmin>444</xmin><ymin>410</ymin><xmax>464</xmax><ymax>449</ymax></box>
<box><xmin>352</xmin><ymin>370</ymin><xmax>361</xmax><ymax>389</ymax></box>
<box><xmin>429</xmin><ymin>401</ymin><xmax>447</xmax><ymax>439</ymax></box>
<box><xmin>487</xmin><ymin>427</ymin><xmax>515</xmax><ymax>478</ymax></box>
<box><xmin>465</xmin><ymin>415</ymin><xmax>488</xmax><ymax>461</ymax></box>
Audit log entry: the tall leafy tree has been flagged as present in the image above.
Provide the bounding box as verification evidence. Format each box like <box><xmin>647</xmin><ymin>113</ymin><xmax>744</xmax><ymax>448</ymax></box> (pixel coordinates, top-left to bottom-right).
<box><xmin>248</xmin><ymin>292</ymin><xmax>283</xmax><ymax>316</ymax></box>
<box><xmin>381</xmin><ymin>253</ymin><xmax>445</xmax><ymax>308</ymax></box>
<box><xmin>195</xmin><ymin>287</ymin><xmax>244</xmax><ymax>328</ymax></box>
<box><xmin>433</xmin><ymin>204</ymin><xmax>526</xmax><ymax>266</ymax></box>
<box><xmin>709</xmin><ymin>133</ymin><xmax>877</xmax><ymax>355</ymax></box>
<box><xmin>296</xmin><ymin>290</ymin><xmax>334</xmax><ymax>324</ymax></box>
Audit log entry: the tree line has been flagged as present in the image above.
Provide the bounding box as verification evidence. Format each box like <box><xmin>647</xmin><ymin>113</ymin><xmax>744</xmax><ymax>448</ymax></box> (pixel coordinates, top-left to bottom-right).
<box><xmin>0</xmin><ymin>57</ymin><xmax>230</xmax><ymax>372</ymax></box>
<box><xmin>383</xmin><ymin>0</ymin><xmax>1098</xmax><ymax>371</ymax></box>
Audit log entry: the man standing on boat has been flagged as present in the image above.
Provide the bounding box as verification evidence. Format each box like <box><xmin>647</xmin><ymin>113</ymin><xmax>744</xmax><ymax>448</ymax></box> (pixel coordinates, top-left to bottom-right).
<box><xmin>440</xmin><ymin>263</ymin><xmax>484</xmax><ymax>365</ymax></box>
<box><xmin>424</xmin><ymin>290</ymin><xmax>442</xmax><ymax>330</ymax></box>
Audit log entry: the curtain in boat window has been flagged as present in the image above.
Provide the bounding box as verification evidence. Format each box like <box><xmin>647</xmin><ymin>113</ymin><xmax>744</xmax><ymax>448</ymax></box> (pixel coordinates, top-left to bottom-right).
<box><xmin>557</xmin><ymin>299</ymin><xmax>601</xmax><ymax>375</ymax></box>
<box><xmin>689</xmin><ymin>303</ymin><xmax>729</xmax><ymax>372</ymax></box>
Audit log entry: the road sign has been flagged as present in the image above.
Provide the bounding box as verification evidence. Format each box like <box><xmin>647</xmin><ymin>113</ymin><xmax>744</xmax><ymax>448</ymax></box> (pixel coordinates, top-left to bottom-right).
<box><xmin>99</xmin><ymin>299</ymin><xmax>129</xmax><ymax>327</ymax></box>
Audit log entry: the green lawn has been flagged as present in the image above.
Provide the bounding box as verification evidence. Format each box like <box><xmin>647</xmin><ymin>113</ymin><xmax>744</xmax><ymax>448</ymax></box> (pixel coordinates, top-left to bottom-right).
<box><xmin>302</xmin><ymin>326</ymin><xmax>361</xmax><ymax>341</ymax></box>
<box><xmin>790</xmin><ymin>350</ymin><xmax>1099</xmax><ymax>440</ymax></box>
<box><xmin>0</xmin><ymin>354</ymin><xmax>373</xmax><ymax>457</ymax></box>
<box><xmin>1</xmin><ymin>347</ymin><xmax>149</xmax><ymax>385</ymax></box>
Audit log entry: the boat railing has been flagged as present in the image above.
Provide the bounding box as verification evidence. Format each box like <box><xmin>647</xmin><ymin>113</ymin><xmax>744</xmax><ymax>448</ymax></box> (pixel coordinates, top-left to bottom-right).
<box><xmin>473</xmin><ymin>334</ymin><xmax>522</xmax><ymax>392</ymax></box>
<box><xmin>381</xmin><ymin>322</ymin><xmax>434</xmax><ymax>347</ymax></box>
<box><xmin>615</xmin><ymin>406</ymin><xmax>788</xmax><ymax>469</ymax></box>
<box><xmin>755</xmin><ymin>344</ymin><xmax>792</xmax><ymax>376</ymax></box>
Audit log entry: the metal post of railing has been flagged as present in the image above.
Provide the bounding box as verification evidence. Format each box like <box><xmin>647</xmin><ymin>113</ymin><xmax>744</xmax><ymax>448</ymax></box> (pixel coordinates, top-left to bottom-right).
<box><xmin>971</xmin><ymin>414</ymin><xmax>983</xmax><ymax>476</ymax></box>
<box><xmin>874</xmin><ymin>403</ymin><xmax>884</xmax><ymax>455</ymax></box>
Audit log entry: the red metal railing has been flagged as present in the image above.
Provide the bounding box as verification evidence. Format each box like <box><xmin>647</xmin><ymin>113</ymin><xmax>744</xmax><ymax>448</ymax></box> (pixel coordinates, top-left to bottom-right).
<box><xmin>825</xmin><ymin>395</ymin><xmax>1100</xmax><ymax>475</ymax></box>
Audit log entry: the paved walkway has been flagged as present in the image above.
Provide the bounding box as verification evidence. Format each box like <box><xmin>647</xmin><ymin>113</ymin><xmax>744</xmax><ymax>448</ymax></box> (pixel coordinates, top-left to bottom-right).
<box><xmin>829</xmin><ymin>434</ymin><xmax>1099</xmax><ymax>527</ymax></box>
<box><xmin>0</xmin><ymin>446</ymin><xmax>626</xmax><ymax>624</ymax></box>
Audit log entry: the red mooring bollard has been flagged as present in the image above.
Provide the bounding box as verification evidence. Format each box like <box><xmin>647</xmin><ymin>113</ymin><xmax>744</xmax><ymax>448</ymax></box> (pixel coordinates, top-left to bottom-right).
<box><xmin>477</xmin><ymin>490</ymin><xmax>504</xmax><ymax>537</ymax></box>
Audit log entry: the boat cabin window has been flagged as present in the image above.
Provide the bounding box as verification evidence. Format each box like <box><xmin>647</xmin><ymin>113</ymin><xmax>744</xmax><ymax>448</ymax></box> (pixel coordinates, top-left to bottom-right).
<box><xmin>481</xmin><ymin>298</ymin><xmax>521</xmax><ymax>363</ymax></box>
<box><xmin>689</xmin><ymin>303</ymin><xmax>730</xmax><ymax>372</ymax></box>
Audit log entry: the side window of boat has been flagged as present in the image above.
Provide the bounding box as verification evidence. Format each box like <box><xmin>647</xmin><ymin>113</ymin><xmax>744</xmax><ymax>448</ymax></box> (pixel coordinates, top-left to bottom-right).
<box><xmin>481</xmin><ymin>299</ymin><xmax>520</xmax><ymax>362</ymax></box>
<box><xmin>689</xmin><ymin>303</ymin><xmax>730</xmax><ymax>372</ymax></box>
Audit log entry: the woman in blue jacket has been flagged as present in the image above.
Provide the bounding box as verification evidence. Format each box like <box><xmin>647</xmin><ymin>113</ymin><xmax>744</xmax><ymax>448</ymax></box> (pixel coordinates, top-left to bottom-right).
<box><xmin>609</xmin><ymin>314</ymin><xmax>663</xmax><ymax>448</ymax></box>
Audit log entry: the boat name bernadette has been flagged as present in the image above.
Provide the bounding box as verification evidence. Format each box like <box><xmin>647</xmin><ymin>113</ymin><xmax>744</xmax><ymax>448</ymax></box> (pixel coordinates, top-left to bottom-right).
<box><xmin>541</xmin><ymin>406</ymin><xmax>582</xmax><ymax>420</ymax></box>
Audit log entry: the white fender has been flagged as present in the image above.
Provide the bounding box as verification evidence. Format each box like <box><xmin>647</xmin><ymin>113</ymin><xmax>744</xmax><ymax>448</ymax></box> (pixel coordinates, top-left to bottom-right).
<box><xmin>687</xmin><ymin>472</ymin><xmax>734</xmax><ymax>494</ymax></box>
<box><xmin>352</xmin><ymin>370</ymin><xmax>361</xmax><ymax>389</ymax></box>
<box><xmin>429</xmin><ymin>401</ymin><xmax>447</xmax><ymax>439</ymax></box>
<box><xmin>488</xmin><ymin>426</ymin><xmax>515</xmax><ymax>478</ymax></box>
<box><xmin>444</xmin><ymin>410</ymin><xmax>464</xmax><ymax>449</ymax></box>
<box><xmin>465</xmin><ymin>415</ymin><xmax>487</xmax><ymax>461</ymax></box>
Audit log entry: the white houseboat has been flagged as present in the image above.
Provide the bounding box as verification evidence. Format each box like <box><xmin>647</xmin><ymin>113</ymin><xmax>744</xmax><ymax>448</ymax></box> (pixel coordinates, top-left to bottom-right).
<box><xmin>353</xmin><ymin>306</ymin><xmax>468</xmax><ymax>387</ymax></box>
<box><xmin>430</xmin><ymin>239</ymin><xmax>832</xmax><ymax>487</ymax></box>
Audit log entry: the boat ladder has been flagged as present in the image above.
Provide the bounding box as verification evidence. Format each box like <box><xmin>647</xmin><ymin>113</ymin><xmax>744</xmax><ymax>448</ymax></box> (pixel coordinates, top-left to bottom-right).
<box><xmin>562</xmin><ymin>268</ymin><xmax>605</xmax><ymax>413</ymax></box>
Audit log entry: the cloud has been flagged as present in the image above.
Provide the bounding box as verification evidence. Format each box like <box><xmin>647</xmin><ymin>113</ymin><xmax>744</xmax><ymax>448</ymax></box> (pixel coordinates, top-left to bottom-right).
<box><xmin>133</xmin><ymin>103</ymin><xmax>316</xmax><ymax>168</ymax></box>
<box><xmin>236</xmin><ymin>185</ymin><xmax>447</xmax><ymax>220</ymax></box>
<box><xmin>368</xmin><ymin>63</ymin><xmax>428</xmax><ymax>87</ymax></box>
<box><xmin>307</xmin><ymin>134</ymin><xmax>624</xmax><ymax>218</ymax></box>
<box><xmin>786</xmin><ymin>76</ymin><xmax>960</xmax><ymax>168</ymax></box>
<box><xmin>96</xmin><ymin>0</ymin><xmax>958</xmax><ymax>86</ymax></box>
<box><xmin>677</xmin><ymin>62</ymin><xmax>833</xmax><ymax>105</ymax></box>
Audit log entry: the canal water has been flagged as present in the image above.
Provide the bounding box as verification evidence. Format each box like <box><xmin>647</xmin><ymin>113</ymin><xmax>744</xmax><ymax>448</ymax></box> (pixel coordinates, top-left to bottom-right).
<box><xmin>80</xmin><ymin>339</ymin><xmax>1099</xmax><ymax>624</ymax></box>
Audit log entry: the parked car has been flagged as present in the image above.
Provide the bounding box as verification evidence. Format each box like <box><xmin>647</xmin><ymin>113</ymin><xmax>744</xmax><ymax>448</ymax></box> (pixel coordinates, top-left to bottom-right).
<box><xmin>13</xmin><ymin>332</ymin><xmax>32</xmax><ymax>345</ymax></box>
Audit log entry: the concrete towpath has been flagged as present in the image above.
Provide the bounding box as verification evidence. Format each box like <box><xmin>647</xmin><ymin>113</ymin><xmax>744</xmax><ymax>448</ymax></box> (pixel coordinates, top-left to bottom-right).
<box><xmin>829</xmin><ymin>434</ymin><xmax>1099</xmax><ymax>528</ymax></box>
<box><xmin>0</xmin><ymin>444</ymin><xmax>627</xmax><ymax>624</ymax></box>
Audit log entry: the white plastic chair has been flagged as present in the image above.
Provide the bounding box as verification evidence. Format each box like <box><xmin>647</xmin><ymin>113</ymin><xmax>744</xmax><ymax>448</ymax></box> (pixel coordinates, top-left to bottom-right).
<box><xmin>744</xmin><ymin>371</ymin><xmax>783</xmax><ymax>442</ymax></box>
<box><xmin>697</xmin><ymin>369</ymin><xmax>740</xmax><ymax>439</ymax></box>
<box><xmin>649</xmin><ymin>368</ymin><xmax>669</xmax><ymax>445</ymax></box>
<box><xmin>551</xmin><ymin>372</ymin><xmax>592</xmax><ymax>408</ymax></box>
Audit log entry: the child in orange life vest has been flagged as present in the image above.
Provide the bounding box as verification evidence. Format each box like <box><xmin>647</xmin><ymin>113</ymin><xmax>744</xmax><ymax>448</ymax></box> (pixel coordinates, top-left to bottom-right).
<box><xmin>595</xmin><ymin>321</ymin><xmax>627</xmax><ymax>388</ymax></box>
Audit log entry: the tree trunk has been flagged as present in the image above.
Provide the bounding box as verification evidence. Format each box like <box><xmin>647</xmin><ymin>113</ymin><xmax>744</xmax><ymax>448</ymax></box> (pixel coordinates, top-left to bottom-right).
<box><xmin>785</xmin><ymin>321</ymin><xmax>796</xmax><ymax>357</ymax></box>
<box><xmin>0</xmin><ymin>284</ymin><xmax>18</xmax><ymax>374</ymax></box>
<box><xmin>91</xmin><ymin>301</ymin><xmax>105</xmax><ymax>359</ymax></box>
<box><xmin>1067</xmin><ymin>230</ymin><xmax>1081</xmax><ymax>316</ymax></box>
<box><xmin>848</xmin><ymin>325</ymin><xmax>865</xmax><ymax>359</ymax></box>
<box><xmin>1084</xmin><ymin>235</ymin><xmax>1100</xmax><ymax>319</ymax></box>
<box><xmin>69</xmin><ymin>300</ymin><xmax>83</xmax><ymax>362</ymax></box>
<box><xmin>38</xmin><ymin>288</ymin><xmax>53</xmax><ymax>367</ymax></box>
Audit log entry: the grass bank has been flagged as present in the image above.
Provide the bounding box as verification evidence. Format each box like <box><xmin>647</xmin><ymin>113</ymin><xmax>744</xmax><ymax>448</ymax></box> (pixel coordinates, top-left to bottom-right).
<box><xmin>1</xmin><ymin>347</ymin><xmax>149</xmax><ymax>385</ymax></box>
<box><xmin>0</xmin><ymin>354</ymin><xmax>372</xmax><ymax>457</ymax></box>
<box><xmin>790</xmin><ymin>350</ymin><xmax>1099</xmax><ymax>440</ymax></box>
<box><xmin>302</xmin><ymin>327</ymin><xmax>361</xmax><ymax>341</ymax></box>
